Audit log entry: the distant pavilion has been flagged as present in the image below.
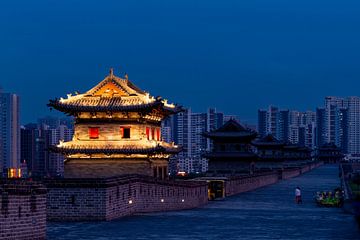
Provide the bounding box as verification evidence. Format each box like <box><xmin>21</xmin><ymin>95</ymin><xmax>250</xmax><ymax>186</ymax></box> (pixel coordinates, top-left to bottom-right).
<box><xmin>316</xmin><ymin>143</ymin><xmax>344</xmax><ymax>164</ymax></box>
<box><xmin>252</xmin><ymin>134</ymin><xmax>285</xmax><ymax>170</ymax></box>
<box><xmin>202</xmin><ymin>119</ymin><xmax>258</xmax><ymax>175</ymax></box>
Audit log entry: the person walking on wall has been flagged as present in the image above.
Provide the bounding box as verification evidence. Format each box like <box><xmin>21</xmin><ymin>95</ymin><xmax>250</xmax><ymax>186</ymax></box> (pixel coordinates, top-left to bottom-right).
<box><xmin>295</xmin><ymin>187</ymin><xmax>302</xmax><ymax>204</ymax></box>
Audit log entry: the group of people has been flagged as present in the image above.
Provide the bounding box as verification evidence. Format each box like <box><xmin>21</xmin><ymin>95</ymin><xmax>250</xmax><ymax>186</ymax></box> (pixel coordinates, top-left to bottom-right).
<box><xmin>315</xmin><ymin>189</ymin><xmax>344</xmax><ymax>207</ymax></box>
<box><xmin>293</xmin><ymin>186</ymin><xmax>344</xmax><ymax>207</ymax></box>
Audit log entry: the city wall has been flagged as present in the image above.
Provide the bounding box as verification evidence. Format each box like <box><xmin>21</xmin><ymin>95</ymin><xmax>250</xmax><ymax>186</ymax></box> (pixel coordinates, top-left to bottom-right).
<box><xmin>225</xmin><ymin>173</ymin><xmax>279</xmax><ymax>197</ymax></box>
<box><xmin>225</xmin><ymin>162</ymin><xmax>323</xmax><ymax>197</ymax></box>
<box><xmin>45</xmin><ymin>175</ymin><xmax>208</xmax><ymax>221</ymax></box>
<box><xmin>45</xmin><ymin>162</ymin><xmax>323</xmax><ymax>222</ymax></box>
<box><xmin>0</xmin><ymin>180</ymin><xmax>47</xmax><ymax>240</ymax></box>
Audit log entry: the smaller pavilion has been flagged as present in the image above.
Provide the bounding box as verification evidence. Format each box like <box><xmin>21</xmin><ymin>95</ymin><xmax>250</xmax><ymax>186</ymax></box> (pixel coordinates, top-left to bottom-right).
<box><xmin>202</xmin><ymin>119</ymin><xmax>258</xmax><ymax>175</ymax></box>
<box><xmin>282</xmin><ymin>142</ymin><xmax>313</xmax><ymax>167</ymax></box>
<box><xmin>316</xmin><ymin>143</ymin><xmax>344</xmax><ymax>164</ymax></box>
<box><xmin>252</xmin><ymin>134</ymin><xmax>285</xmax><ymax>170</ymax></box>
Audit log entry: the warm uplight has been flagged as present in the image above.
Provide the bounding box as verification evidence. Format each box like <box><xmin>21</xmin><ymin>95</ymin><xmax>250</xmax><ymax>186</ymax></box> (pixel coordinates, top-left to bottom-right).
<box><xmin>7</xmin><ymin>168</ymin><xmax>21</xmax><ymax>178</ymax></box>
<box><xmin>177</xmin><ymin>171</ymin><xmax>186</xmax><ymax>176</ymax></box>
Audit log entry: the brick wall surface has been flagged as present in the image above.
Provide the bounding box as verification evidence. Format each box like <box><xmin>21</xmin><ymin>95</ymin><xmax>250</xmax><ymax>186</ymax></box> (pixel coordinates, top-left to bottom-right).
<box><xmin>225</xmin><ymin>173</ymin><xmax>279</xmax><ymax>197</ymax></box>
<box><xmin>0</xmin><ymin>181</ymin><xmax>47</xmax><ymax>240</ymax></box>
<box><xmin>46</xmin><ymin>176</ymin><xmax>208</xmax><ymax>221</ymax></box>
<box><xmin>47</xmin><ymin>163</ymin><xmax>323</xmax><ymax>222</ymax></box>
<box><xmin>282</xmin><ymin>168</ymin><xmax>301</xmax><ymax>180</ymax></box>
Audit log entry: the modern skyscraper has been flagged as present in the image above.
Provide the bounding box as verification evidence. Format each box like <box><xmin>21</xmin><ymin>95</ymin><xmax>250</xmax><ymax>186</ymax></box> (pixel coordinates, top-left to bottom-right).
<box><xmin>324</xmin><ymin>96</ymin><xmax>347</xmax><ymax>147</ymax></box>
<box><xmin>258</xmin><ymin>106</ymin><xmax>315</xmax><ymax>147</ymax></box>
<box><xmin>344</xmin><ymin>96</ymin><xmax>360</xmax><ymax>154</ymax></box>
<box><xmin>169</xmin><ymin>108</ymin><xmax>226</xmax><ymax>173</ymax></box>
<box><xmin>317</xmin><ymin>96</ymin><xmax>349</xmax><ymax>153</ymax></box>
<box><xmin>47</xmin><ymin>124</ymin><xmax>73</xmax><ymax>177</ymax></box>
<box><xmin>278</xmin><ymin>110</ymin><xmax>289</xmax><ymax>141</ymax></box>
<box><xmin>257</xmin><ymin>109</ymin><xmax>267</xmax><ymax>138</ymax></box>
<box><xmin>339</xmin><ymin>108</ymin><xmax>349</xmax><ymax>154</ymax></box>
<box><xmin>21</xmin><ymin>119</ymin><xmax>74</xmax><ymax>178</ymax></box>
<box><xmin>316</xmin><ymin>108</ymin><xmax>326</xmax><ymax>147</ymax></box>
<box><xmin>257</xmin><ymin>106</ymin><xmax>289</xmax><ymax>142</ymax></box>
<box><xmin>288</xmin><ymin>110</ymin><xmax>316</xmax><ymax>147</ymax></box>
<box><xmin>267</xmin><ymin>106</ymin><xmax>279</xmax><ymax>136</ymax></box>
<box><xmin>0</xmin><ymin>89</ymin><xmax>20</xmax><ymax>175</ymax></box>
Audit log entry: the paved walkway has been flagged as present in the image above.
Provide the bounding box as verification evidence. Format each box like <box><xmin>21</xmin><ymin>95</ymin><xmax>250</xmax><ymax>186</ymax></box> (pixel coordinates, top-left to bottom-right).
<box><xmin>48</xmin><ymin>165</ymin><xmax>360</xmax><ymax>239</ymax></box>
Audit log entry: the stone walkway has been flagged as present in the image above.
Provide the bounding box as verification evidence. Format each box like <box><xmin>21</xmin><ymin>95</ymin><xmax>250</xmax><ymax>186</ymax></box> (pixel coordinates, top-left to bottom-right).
<box><xmin>48</xmin><ymin>165</ymin><xmax>360</xmax><ymax>239</ymax></box>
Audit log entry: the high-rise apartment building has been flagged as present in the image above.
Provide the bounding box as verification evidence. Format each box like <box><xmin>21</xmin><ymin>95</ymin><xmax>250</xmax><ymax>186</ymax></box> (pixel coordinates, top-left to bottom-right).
<box><xmin>288</xmin><ymin>110</ymin><xmax>316</xmax><ymax>147</ymax></box>
<box><xmin>258</xmin><ymin>106</ymin><xmax>316</xmax><ymax>147</ymax></box>
<box><xmin>344</xmin><ymin>97</ymin><xmax>360</xmax><ymax>154</ymax></box>
<box><xmin>21</xmin><ymin>118</ymin><xmax>74</xmax><ymax>178</ymax></box>
<box><xmin>166</xmin><ymin>108</ymin><xmax>225</xmax><ymax>173</ymax></box>
<box><xmin>257</xmin><ymin>109</ymin><xmax>267</xmax><ymax>138</ymax></box>
<box><xmin>257</xmin><ymin>106</ymin><xmax>289</xmax><ymax>142</ymax></box>
<box><xmin>317</xmin><ymin>97</ymin><xmax>349</xmax><ymax>153</ymax></box>
<box><xmin>339</xmin><ymin>108</ymin><xmax>349</xmax><ymax>154</ymax></box>
<box><xmin>316</xmin><ymin>108</ymin><xmax>326</xmax><ymax>147</ymax></box>
<box><xmin>0</xmin><ymin>89</ymin><xmax>20</xmax><ymax>176</ymax></box>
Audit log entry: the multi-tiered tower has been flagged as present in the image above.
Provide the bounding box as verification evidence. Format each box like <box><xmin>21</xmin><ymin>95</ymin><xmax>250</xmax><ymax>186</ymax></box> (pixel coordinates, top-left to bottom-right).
<box><xmin>48</xmin><ymin>69</ymin><xmax>182</xmax><ymax>179</ymax></box>
<box><xmin>202</xmin><ymin>119</ymin><xmax>258</xmax><ymax>175</ymax></box>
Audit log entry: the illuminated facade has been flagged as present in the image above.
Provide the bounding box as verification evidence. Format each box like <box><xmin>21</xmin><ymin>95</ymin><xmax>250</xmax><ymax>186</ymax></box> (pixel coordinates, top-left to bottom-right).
<box><xmin>48</xmin><ymin>69</ymin><xmax>182</xmax><ymax>179</ymax></box>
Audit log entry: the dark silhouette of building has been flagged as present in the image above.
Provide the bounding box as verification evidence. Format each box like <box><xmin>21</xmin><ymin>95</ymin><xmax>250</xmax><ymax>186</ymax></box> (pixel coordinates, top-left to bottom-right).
<box><xmin>252</xmin><ymin>134</ymin><xmax>285</xmax><ymax>165</ymax></box>
<box><xmin>316</xmin><ymin>107</ymin><xmax>326</xmax><ymax>147</ymax></box>
<box><xmin>257</xmin><ymin>109</ymin><xmax>267</xmax><ymax>138</ymax></box>
<box><xmin>202</xmin><ymin>119</ymin><xmax>258</xmax><ymax>175</ymax></box>
<box><xmin>21</xmin><ymin>124</ymin><xmax>51</xmax><ymax>178</ymax></box>
<box><xmin>316</xmin><ymin>143</ymin><xmax>344</xmax><ymax>164</ymax></box>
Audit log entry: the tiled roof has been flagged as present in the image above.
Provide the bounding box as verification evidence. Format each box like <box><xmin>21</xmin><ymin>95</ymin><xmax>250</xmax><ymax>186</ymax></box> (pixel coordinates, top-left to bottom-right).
<box><xmin>48</xmin><ymin>69</ymin><xmax>181</xmax><ymax>114</ymax></box>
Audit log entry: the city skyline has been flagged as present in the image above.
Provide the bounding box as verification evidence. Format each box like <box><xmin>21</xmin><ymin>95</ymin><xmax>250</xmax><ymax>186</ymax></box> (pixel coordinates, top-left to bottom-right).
<box><xmin>1</xmin><ymin>1</ymin><xmax>360</xmax><ymax>239</ymax></box>
<box><xmin>1</xmin><ymin>1</ymin><xmax>360</xmax><ymax>124</ymax></box>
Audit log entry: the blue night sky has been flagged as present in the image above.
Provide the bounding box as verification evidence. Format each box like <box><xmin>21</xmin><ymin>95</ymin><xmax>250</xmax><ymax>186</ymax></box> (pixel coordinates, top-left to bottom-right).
<box><xmin>1</xmin><ymin>0</ymin><xmax>360</xmax><ymax>124</ymax></box>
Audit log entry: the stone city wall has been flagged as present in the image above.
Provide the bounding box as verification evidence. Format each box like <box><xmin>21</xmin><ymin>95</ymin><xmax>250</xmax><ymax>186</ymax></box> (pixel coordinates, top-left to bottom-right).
<box><xmin>282</xmin><ymin>168</ymin><xmax>301</xmax><ymax>180</ymax></box>
<box><xmin>225</xmin><ymin>172</ymin><xmax>279</xmax><ymax>197</ymax></box>
<box><xmin>0</xmin><ymin>180</ymin><xmax>47</xmax><ymax>240</ymax></box>
<box><xmin>45</xmin><ymin>175</ymin><xmax>208</xmax><ymax>221</ymax></box>
<box><xmin>47</xmin><ymin>162</ymin><xmax>323</xmax><ymax>222</ymax></box>
<box><xmin>300</xmin><ymin>164</ymin><xmax>311</xmax><ymax>174</ymax></box>
<box><xmin>225</xmin><ymin>162</ymin><xmax>324</xmax><ymax>197</ymax></box>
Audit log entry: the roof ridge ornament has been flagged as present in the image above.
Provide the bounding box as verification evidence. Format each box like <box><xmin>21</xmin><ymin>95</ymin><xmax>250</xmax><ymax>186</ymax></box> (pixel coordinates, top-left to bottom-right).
<box><xmin>109</xmin><ymin>68</ymin><xmax>114</xmax><ymax>78</ymax></box>
<box><xmin>124</xmin><ymin>73</ymin><xmax>129</xmax><ymax>81</ymax></box>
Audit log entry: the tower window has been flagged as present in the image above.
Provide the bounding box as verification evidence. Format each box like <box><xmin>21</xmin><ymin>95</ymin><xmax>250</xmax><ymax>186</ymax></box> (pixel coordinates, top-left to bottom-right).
<box><xmin>146</xmin><ymin>127</ymin><xmax>150</xmax><ymax>140</ymax></box>
<box><xmin>151</xmin><ymin>128</ymin><xmax>155</xmax><ymax>140</ymax></box>
<box><xmin>89</xmin><ymin>127</ymin><xmax>99</xmax><ymax>139</ymax></box>
<box><xmin>156</xmin><ymin>128</ymin><xmax>160</xmax><ymax>141</ymax></box>
<box><xmin>121</xmin><ymin>127</ymin><xmax>131</xmax><ymax>139</ymax></box>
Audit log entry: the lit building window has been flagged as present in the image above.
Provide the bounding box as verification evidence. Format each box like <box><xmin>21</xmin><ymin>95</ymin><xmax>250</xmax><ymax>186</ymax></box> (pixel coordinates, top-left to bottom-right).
<box><xmin>121</xmin><ymin>127</ymin><xmax>131</xmax><ymax>139</ymax></box>
<box><xmin>151</xmin><ymin>128</ymin><xmax>155</xmax><ymax>141</ymax></box>
<box><xmin>156</xmin><ymin>128</ymin><xmax>160</xmax><ymax>141</ymax></box>
<box><xmin>146</xmin><ymin>127</ymin><xmax>150</xmax><ymax>140</ymax></box>
<box><xmin>89</xmin><ymin>127</ymin><xmax>99</xmax><ymax>139</ymax></box>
